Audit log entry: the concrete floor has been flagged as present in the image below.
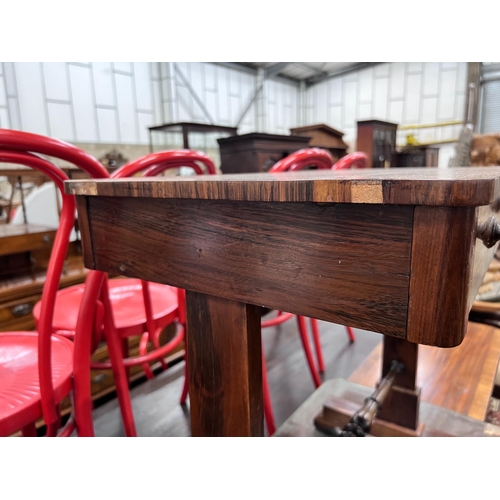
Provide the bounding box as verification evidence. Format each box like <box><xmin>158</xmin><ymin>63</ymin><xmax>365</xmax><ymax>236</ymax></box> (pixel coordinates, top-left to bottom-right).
<box><xmin>91</xmin><ymin>316</ymin><xmax>383</xmax><ymax>437</ymax></box>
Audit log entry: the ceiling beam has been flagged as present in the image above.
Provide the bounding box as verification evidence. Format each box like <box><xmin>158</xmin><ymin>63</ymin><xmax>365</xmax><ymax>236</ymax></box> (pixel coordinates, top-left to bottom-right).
<box><xmin>306</xmin><ymin>63</ymin><xmax>381</xmax><ymax>86</ymax></box>
<box><xmin>294</xmin><ymin>62</ymin><xmax>329</xmax><ymax>79</ymax></box>
<box><xmin>265</xmin><ymin>62</ymin><xmax>290</xmax><ymax>78</ymax></box>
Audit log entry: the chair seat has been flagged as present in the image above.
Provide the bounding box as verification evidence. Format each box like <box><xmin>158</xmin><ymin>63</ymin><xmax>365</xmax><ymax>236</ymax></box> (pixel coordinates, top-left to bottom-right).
<box><xmin>0</xmin><ymin>332</ymin><xmax>74</xmax><ymax>436</ymax></box>
<box><xmin>33</xmin><ymin>278</ymin><xmax>179</xmax><ymax>337</ymax></box>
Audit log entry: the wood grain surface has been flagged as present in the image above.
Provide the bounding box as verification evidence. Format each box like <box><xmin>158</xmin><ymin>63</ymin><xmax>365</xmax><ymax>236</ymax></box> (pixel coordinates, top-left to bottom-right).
<box><xmin>81</xmin><ymin>196</ymin><xmax>414</xmax><ymax>337</ymax></box>
<box><xmin>185</xmin><ymin>291</ymin><xmax>263</xmax><ymax>436</ymax></box>
<box><xmin>65</xmin><ymin>167</ymin><xmax>500</xmax><ymax>207</ymax></box>
<box><xmin>406</xmin><ymin>206</ymin><xmax>477</xmax><ymax>347</ymax></box>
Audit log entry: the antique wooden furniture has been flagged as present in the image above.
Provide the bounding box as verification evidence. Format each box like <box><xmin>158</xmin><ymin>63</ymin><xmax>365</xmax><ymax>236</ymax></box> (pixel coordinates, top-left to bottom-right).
<box><xmin>356</xmin><ymin>119</ymin><xmax>398</xmax><ymax>169</ymax></box>
<box><xmin>290</xmin><ymin>124</ymin><xmax>349</xmax><ymax>163</ymax></box>
<box><xmin>66</xmin><ymin>167</ymin><xmax>500</xmax><ymax>436</ymax></box>
<box><xmin>396</xmin><ymin>146</ymin><xmax>439</xmax><ymax>168</ymax></box>
<box><xmin>218</xmin><ymin>133</ymin><xmax>311</xmax><ymax>174</ymax></box>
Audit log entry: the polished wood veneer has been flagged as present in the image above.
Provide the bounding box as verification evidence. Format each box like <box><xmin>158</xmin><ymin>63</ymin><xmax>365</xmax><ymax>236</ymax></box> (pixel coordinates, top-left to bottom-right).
<box><xmin>66</xmin><ymin>167</ymin><xmax>500</xmax><ymax>436</ymax></box>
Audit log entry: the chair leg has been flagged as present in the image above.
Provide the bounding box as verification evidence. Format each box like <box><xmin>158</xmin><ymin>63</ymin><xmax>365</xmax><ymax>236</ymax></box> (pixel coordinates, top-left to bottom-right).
<box><xmin>261</xmin><ymin>349</ymin><xmax>276</xmax><ymax>436</ymax></box>
<box><xmin>121</xmin><ymin>338</ymin><xmax>131</xmax><ymax>382</ymax></box>
<box><xmin>105</xmin><ymin>328</ymin><xmax>138</xmax><ymax>437</ymax></box>
<box><xmin>152</xmin><ymin>327</ymin><xmax>169</xmax><ymax>372</ymax></box>
<box><xmin>309</xmin><ymin>318</ymin><xmax>325</xmax><ymax>373</ymax></box>
<box><xmin>346</xmin><ymin>326</ymin><xmax>356</xmax><ymax>343</ymax></box>
<box><xmin>139</xmin><ymin>332</ymin><xmax>155</xmax><ymax>380</ymax></box>
<box><xmin>296</xmin><ymin>316</ymin><xmax>322</xmax><ymax>388</ymax></box>
<box><xmin>180</xmin><ymin>355</ymin><xmax>189</xmax><ymax>404</ymax></box>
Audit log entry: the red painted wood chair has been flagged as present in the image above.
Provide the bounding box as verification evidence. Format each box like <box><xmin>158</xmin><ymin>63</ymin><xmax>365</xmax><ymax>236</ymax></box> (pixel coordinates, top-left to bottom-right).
<box><xmin>35</xmin><ymin>150</ymin><xmax>216</xmax><ymax>437</ymax></box>
<box><xmin>0</xmin><ymin>129</ymin><xmax>109</xmax><ymax>437</ymax></box>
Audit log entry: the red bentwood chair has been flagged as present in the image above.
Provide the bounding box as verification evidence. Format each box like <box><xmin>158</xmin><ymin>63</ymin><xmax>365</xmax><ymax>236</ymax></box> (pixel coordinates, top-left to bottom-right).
<box><xmin>48</xmin><ymin>150</ymin><xmax>216</xmax><ymax>437</ymax></box>
<box><xmin>0</xmin><ymin>129</ymin><xmax>109</xmax><ymax>437</ymax></box>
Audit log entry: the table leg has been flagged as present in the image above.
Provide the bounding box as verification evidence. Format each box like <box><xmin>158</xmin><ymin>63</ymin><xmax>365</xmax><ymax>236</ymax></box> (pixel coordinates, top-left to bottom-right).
<box><xmin>376</xmin><ymin>336</ymin><xmax>420</xmax><ymax>430</ymax></box>
<box><xmin>185</xmin><ymin>290</ymin><xmax>264</xmax><ymax>436</ymax></box>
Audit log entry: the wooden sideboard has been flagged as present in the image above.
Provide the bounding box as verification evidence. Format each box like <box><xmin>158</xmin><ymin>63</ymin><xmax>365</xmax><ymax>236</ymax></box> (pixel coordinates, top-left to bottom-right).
<box><xmin>218</xmin><ymin>133</ymin><xmax>311</xmax><ymax>174</ymax></box>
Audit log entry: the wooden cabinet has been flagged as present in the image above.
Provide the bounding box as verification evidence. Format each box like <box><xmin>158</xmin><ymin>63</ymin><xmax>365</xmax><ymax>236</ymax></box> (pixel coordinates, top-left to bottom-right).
<box><xmin>356</xmin><ymin>120</ymin><xmax>398</xmax><ymax>168</ymax></box>
<box><xmin>396</xmin><ymin>146</ymin><xmax>439</xmax><ymax>168</ymax></box>
<box><xmin>218</xmin><ymin>133</ymin><xmax>311</xmax><ymax>174</ymax></box>
<box><xmin>289</xmin><ymin>124</ymin><xmax>348</xmax><ymax>162</ymax></box>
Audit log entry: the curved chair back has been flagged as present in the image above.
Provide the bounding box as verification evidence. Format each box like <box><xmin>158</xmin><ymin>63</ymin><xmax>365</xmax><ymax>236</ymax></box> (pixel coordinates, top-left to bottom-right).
<box><xmin>0</xmin><ymin>129</ymin><xmax>109</xmax><ymax>433</ymax></box>
<box><xmin>269</xmin><ymin>148</ymin><xmax>333</xmax><ymax>172</ymax></box>
<box><xmin>112</xmin><ymin>149</ymin><xmax>217</xmax><ymax>178</ymax></box>
<box><xmin>332</xmin><ymin>152</ymin><xmax>368</xmax><ymax>170</ymax></box>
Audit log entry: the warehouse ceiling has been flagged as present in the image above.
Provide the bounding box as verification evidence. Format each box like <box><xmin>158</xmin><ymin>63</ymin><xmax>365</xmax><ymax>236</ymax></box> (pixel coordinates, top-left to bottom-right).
<box><xmin>220</xmin><ymin>62</ymin><xmax>378</xmax><ymax>86</ymax></box>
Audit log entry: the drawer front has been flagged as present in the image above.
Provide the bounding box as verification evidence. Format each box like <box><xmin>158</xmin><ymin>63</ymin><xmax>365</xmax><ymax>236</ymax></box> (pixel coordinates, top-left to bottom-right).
<box><xmin>0</xmin><ymin>294</ymin><xmax>41</xmax><ymax>332</ymax></box>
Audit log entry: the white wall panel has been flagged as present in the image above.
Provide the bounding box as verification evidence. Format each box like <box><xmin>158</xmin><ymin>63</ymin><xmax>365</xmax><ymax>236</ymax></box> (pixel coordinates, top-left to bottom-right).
<box><xmin>15</xmin><ymin>63</ymin><xmax>47</xmax><ymax>135</ymax></box>
<box><xmin>216</xmin><ymin>67</ymin><xmax>230</xmax><ymax>124</ymax></box>
<box><xmin>134</xmin><ymin>62</ymin><xmax>152</xmax><ymax>112</ymax></box>
<box><xmin>328</xmin><ymin>77</ymin><xmax>342</xmax><ymax>106</ymax></box>
<box><xmin>69</xmin><ymin>64</ymin><xmax>97</xmax><ymax>142</ymax></box>
<box><xmin>0</xmin><ymin>76</ymin><xmax>6</xmax><ymax>106</ymax></box>
<box><xmin>403</xmin><ymin>74</ymin><xmax>421</xmax><ymax>123</ymax></box>
<box><xmin>113</xmin><ymin>63</ymin><xmax>132</xmax><ymax>74</ymax></box>
<box><xmin>389</xmin><ymin>63</ymin><xmax>405</xmax><ymax>101</ymax></box>
<box><xmin>388</xmin><ymin>100</ymin><xmax>403</xmax><ymax>124</ymax></box>
<box><xmin>47</xmin><ymin>102</ymin><xmax>74</xmax><ymax>141</ymax></box>
<box><xmin>358</xmin><ymin>103</ymin><xmax>372</xmax><ymax>120</ymax></box>
<box><xmin>314</xmin><ymin>82</ymin><xmax>328</xmax><ymax>124</ymax></box>
<box><xmin>358</xmin><ymin>67</ymin><xmax>373</xmax><ymax>103</ymax></box>
<box><xmin>421</xmin><ymin>97</ymin><xmax>437</xmax><ymax>124</ymax></box>
<box><xmin>152</xmin><ymin>79</ymin><xmax>162</xmax><ymax>124</ymax></box>
<box><xmin>137</xmin><ymin>112</ymin><xmax>154</xmax><ymax>144</ymax></box>
<box><xmin>92</xmin><ymin>63</ymin><xmax>115</xmax><ymax>107</ymax></box>
<box><xmin>374</xmin><ymin>63</ymin><xmax>389</xmax><ymax>78</ymax></box>
<box><xmin>176</xmin><ymin>84</ymin><xmax>193</xmax><ymax>122</ymax></box>
<box><xmin>343</xmin><ymin>81</ymin><xmax>357</xmax><ymax>128</ymax></box>
<box><xmin>150</xmin><ymin>62</ymin><xmax>159</xmax><ymax>80</ymax></box>
<box><xmin>42</xmin><ymin>63</ymin><xmax>70</xmax><ymax>102</ymax></box>
<box><xmin>330</xmin><ymin>106</ymin><xmax>342</xmax><ymax>129</ymax></box>
<box><xmin>423</xmin><ymin>62</ymin><xmax>440</xmax><ymax>96</ymax></box>
<box><xmin>97</xmin><ymin>108</ymin><xmax>119</xmax><ymax>143</ymax></box>
<box><xmin>0</xmin><ymin>108</ymin><xmax>9</xmax><ymax>128</ymax></box>
<box><xmin>437</xmin><ymin>69</ymin><xmax>457</xmax><ymax>121</ymax></box>
<box><xmin>373</xmin><ymin>77</ymin><xmax>388</xmax><ymax>119</ymax></box>
<box><xmin>8</xmin><ymin>97</ymin><xmax>20</xmax><ymax>129</ymax></box>
<box><xmin>115</xmin><ymin>73</ymin><xmax>137</xmax><ymax>143</ymax></box>
<box><xmin>3</xmin><ymin>62</ymin><xmax>17</xmax><ymax>96</ymax></box>
<box><xmin>204</xmin><ymin>91</ymin><xmax>219</xmax><ymax>125</ymax></box>
<box><xmin>204</xmin><ymin>64</ymin><xmax>217</xmax><ymax>92</ymax></box>
<box><xmin>408</xmin><ymin>62</ymin><xmax>422</xmax><ymax>73</ymax></box>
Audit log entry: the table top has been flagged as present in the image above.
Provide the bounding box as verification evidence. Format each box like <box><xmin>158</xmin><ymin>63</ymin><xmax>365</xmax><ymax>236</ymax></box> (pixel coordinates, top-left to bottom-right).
<box><xmin>65</xmin><ymin>167</ymin><xmax>500</xmax><ymax>206</ymax></box>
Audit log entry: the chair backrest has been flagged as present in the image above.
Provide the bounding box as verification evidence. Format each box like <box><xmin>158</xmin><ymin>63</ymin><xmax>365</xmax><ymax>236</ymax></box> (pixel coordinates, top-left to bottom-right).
<box><xmin>332</xmin><ymin>152</ymin><xmax>368</xmax><ymax>170</ymax></box>
<box><xmin>0</xmin><ymin>129</ymin><xmax>109</xmax><ymax>433</ymax></box>
<box><xmin>112</xmin><ymin>149</ymin><xmax>217</xmax><ymax>178</ymax></box>
<box><xmin>269</xmin><ymin>148</ymin><xmax>333</xmax><ymax>172</ymax></box>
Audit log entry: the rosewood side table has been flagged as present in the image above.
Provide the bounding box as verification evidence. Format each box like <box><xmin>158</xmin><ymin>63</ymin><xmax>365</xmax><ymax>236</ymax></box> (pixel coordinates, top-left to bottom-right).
<box><xmin>65</xmin><ymin>167</ymin><xmax>500</xmax><ymax>437</ymax></box>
